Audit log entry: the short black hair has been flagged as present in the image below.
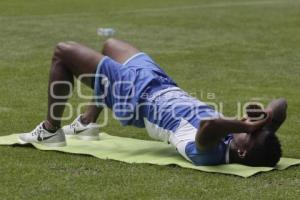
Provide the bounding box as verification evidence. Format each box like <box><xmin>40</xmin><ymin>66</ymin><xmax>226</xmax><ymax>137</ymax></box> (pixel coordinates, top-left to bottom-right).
<box><xmin>242</xmin><ymin>133</ymin><xmax>282</xmax><ymax>167</ymax></box>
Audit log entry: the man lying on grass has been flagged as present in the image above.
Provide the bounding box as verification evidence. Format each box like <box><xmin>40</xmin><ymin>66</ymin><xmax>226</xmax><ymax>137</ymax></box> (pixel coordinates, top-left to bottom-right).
<box><xmin>19</xmin><ymin>38</ymin><xmax>287</xmax><ymax>167</ymax></box>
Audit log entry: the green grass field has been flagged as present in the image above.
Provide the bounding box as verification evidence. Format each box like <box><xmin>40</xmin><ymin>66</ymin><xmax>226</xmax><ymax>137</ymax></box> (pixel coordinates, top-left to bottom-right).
<box><xmin>0</xmin><ymin>0</ymin><xmax>300</xmax><ymax>199</ymax></box>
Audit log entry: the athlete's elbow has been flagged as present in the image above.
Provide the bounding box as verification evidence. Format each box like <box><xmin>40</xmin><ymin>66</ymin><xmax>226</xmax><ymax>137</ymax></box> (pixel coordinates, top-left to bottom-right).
<box><xmin>195</xmin><ymin>120</ymin><xmax>216</xmax><ymax>150</ymax></box>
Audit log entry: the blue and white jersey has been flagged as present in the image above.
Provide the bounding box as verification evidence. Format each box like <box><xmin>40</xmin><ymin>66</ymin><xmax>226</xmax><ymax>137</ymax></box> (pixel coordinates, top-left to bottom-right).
<box><xmin>94</xmin><ymin>53</ymin><xmax>233</xmax><ymax>166</ymax></box>
<box><xmin>142</xmin><ymin>88</ymin><xmax>233</xmax><ymax>165</ymax></box>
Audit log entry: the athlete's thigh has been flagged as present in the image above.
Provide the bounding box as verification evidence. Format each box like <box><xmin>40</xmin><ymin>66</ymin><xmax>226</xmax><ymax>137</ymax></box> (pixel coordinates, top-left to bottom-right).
<box><xmin>57</xmin><ymin>41</ymin><xmax>105</xmax><ymax>87</ymax></box>
<box><xmin>102</xmin><ymin>38</ymin><xmax>140</xmax><ymax>64</ymax></box>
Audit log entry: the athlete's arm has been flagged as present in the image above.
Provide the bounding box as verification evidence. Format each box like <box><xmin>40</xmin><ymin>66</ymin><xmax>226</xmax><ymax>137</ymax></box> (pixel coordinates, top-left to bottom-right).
<box><xmin>195</xmin><ymin>117</ymin><xmax>269</xmax><ymax>150</ymax></box>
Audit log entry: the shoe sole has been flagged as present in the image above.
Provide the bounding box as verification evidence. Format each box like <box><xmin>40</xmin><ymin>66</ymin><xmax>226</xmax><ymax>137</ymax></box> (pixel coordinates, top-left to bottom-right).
<box><xmin>18</xmin><ymin>138</ymin><xmax>67</xmax><ymax>147</ymax></box>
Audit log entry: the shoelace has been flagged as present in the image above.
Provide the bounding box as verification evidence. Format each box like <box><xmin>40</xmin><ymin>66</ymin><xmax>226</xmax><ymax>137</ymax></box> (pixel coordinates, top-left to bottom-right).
<box><xmin>70</xmin><ymin>121</ymin><xmax>80</xmax><ymax>129</ymax></box>
<box><xmin>32</xmin><ymin>126</ymin><xmax>43</xmax><ymax>136</ymax></box>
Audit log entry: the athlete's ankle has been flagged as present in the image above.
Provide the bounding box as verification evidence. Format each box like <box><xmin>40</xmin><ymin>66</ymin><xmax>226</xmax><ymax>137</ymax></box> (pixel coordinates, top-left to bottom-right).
<box><xmin>43</xmin><ymin>120</ymin><xmax>60</xmax><ymax>133</ymax></box>
<box><xmin>80</xmin><ymin>115</ymin><xmax>95</xmax><ymax>125</ymax></box>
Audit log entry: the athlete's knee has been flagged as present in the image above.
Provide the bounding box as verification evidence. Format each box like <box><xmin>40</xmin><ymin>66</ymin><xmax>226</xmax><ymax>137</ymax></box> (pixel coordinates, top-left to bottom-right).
<box><xmin>54</xmin><ymin>41</ymin><xmax>78</xmax><ymax>58</ymax></box>
<box><xmin>55</xmin><ymin>42</ymin><xmax>67</xmax><ymax>56</ymax></box>
<box><xmin>104</xmin><ymin>38</ymin><xmax>118</xmax><ymax>47</ymax></box>
<box><xmin>56</xmin><ymin>41</ymin><xmax>78</xmax><ymax>51</ymax></box>
<box><xmin>103</xmin><ymin>38</ymin><xmax>118</xmax><ymax>53</ymax></box>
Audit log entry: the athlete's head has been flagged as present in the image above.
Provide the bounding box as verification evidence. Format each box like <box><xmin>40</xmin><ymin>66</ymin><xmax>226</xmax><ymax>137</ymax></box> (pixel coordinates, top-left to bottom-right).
<box><xmin>230</xmin><ymin>129</ymin><xmax>282</xmax><ymax>167</ymax></box>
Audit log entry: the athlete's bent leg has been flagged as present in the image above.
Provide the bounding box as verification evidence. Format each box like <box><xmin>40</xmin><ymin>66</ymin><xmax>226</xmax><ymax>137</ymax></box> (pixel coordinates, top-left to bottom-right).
<box><xmin>46</xmin><ymin>41</ymin><xmax>105</xmax><ymax>129</ymax></box>
<box><xmin>19</xmin><ymin>42</ymin><xmax>105</xmax><ymax>146</ymax></box>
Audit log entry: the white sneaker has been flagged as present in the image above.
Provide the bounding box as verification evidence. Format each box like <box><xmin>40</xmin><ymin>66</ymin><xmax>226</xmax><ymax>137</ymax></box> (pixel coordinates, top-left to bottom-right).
<box><xmin>62</xmin><ymin>115</ymin><xmax>100</xmax><ymax>141</ymax></box>
<box><xmin>19</xmin><ymin>122</ymin><xmax>66</xmax><ymax>147</ymax></box>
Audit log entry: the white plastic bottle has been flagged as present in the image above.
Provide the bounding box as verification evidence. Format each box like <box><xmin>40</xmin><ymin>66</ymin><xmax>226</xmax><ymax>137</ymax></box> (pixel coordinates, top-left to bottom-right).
<box><xmin>97</xmin><ymin>28</ymin><xmax>116</xmax><ymax>37</ymax></box>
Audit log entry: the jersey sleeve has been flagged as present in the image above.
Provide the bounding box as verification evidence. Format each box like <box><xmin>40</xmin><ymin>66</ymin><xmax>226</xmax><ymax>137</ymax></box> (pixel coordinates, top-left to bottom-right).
<box><xmin>179</xmin><ymin>135</ymin><xmax>233</xmax><ymax>166</ymax></box>
<box><xmin>185</xmin><ymin>141</ymin><xmax>226</xmax><ymax>165</ymax></box>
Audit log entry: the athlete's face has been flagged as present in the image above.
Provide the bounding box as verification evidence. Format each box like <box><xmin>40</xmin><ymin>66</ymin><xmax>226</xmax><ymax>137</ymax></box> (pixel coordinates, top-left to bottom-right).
<box><xmin>231</xmin><ymin>129</ymin><xmax>268</xmax><ymax>159</ymax></box>
<box><xmin>231</xmin><ymin>116</ymin><xmax>267</xmax><ymax>158</ymax></box>
<box><xmin>232</xmin><ymin>133</ymin><xmax>254</xmax><ymax>158</ymax></box>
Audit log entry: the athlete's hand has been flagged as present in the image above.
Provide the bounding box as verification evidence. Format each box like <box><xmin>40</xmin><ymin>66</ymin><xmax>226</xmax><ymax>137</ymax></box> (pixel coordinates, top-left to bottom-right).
<box><xmin>245</xmin><ymin>113</ymin><xmax>270</xmax><ymax>134</ymax></box>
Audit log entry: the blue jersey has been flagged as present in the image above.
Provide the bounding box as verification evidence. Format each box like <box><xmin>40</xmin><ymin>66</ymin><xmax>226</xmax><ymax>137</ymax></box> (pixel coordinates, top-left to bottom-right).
<box><xmin>94</xmin><ymin>53</ymin><xmax>232</xmax><ymax>166</ymax></box>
